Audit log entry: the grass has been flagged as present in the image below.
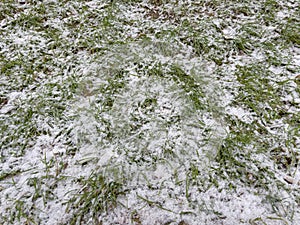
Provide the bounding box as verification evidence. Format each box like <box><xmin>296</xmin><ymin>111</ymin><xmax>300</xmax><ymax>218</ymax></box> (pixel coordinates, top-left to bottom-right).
<box><xmin>0</xmin><ymin>0</ymin><xmax>300</xmax><ymax>224</ymax></box>
<box><xmin>66</xmin><ymin>171</ymin><xmax>124</xmax><ymax>225</ymax></box>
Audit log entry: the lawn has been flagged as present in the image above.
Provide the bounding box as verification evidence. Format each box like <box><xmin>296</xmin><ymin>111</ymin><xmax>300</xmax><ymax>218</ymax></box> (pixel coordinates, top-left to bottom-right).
<box><xmin>0</xmin><ymin>0</ymin><xmax>299</xmax><ymax>224</ymax></box>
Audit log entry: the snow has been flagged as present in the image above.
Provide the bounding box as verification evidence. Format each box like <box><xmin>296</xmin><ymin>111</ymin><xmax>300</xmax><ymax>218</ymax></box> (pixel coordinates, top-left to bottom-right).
<box><xmin>0</xmin><ymin>0</ymin><xmax>300</xmax><ymax>224</ymax></box>
<box><xmin>225</xmin><ymin>106</ymin><xmax>255</xmax><ymax>124</ymax></box>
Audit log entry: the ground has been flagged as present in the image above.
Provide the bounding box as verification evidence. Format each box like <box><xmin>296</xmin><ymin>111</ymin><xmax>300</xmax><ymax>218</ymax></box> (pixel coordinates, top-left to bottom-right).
<box><xmin>0</xmin><ymin>0</ymin><xmax>299</xmax><ymax>224</ymax></box>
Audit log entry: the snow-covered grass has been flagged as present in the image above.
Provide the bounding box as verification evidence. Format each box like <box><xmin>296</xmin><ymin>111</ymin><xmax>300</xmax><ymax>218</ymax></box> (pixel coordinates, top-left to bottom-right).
<box><xmin>0</xmin><ymin>0</ymin><xmax>299</xmax><ymax>224</ymax></box>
